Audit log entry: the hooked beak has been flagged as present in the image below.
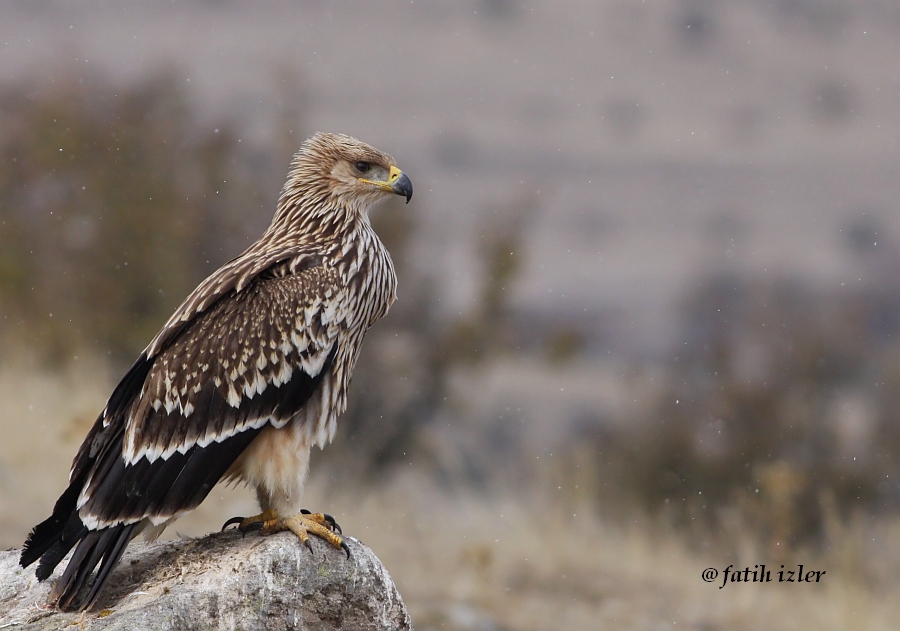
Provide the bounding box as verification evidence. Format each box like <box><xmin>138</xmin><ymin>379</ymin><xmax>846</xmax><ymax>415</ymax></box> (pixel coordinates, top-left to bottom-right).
<box><xmin>360</xmin><ymin>165</ymin><xmax>413</xmax><ymax>203</ymax></box>
<box><xmin>388</xmin><ymin>165</ymin><xmax>413</xmax><ymax>203</ymax></box>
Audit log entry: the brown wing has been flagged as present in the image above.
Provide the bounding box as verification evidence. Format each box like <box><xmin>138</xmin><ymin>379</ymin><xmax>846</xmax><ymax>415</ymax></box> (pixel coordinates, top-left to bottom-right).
<box><xmin>21</xmin><ymin>261</ymin><xmax>342</xmax><ymax>609</ymax></box>
<box><xmin>143</xmin><ymin>245</ymin><xmax>307</xmax><ymax>358</ymax></box>
<box><xmin>79</xmin><ymin>261</ymin><xmax>341</xmax><ymax>528</ymax></box>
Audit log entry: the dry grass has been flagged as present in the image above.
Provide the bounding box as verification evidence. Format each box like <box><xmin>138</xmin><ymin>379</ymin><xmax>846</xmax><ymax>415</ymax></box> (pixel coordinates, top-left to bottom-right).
<box><xmin>300</xmin><ymin>474</ymin><xmax>900</xmax><ymax>631</ymax></box>
<box><xmin>3</xmin><ymin>357</ymin><xmax>900</xmax><ymax>630</ymax></box>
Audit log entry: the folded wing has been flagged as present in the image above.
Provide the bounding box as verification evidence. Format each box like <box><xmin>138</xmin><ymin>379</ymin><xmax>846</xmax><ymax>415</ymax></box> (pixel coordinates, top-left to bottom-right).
<box><xmin>21</xmin><ymin>260</ymin><xmax>342</xmax><ymax>610</ymax></box>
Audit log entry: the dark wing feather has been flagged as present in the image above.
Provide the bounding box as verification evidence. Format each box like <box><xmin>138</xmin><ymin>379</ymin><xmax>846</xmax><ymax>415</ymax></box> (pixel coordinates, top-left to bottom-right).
<box><xmin>50</xmin><ymin>523</ymin><xmax>137</xmax><ymax>611</ymax></box>
<box><xmin>20</xmin><ymin>355</ymin><xmax>152</xmax><ymax>570</ymax></box>
<box><xmin>80</xmin><ymin>262</ymin><xmax>339</xmax><ymax>527</ymax></box>
<box><xmin>21</xmin><ymin>261</ymin><xmax>341</xmax><ymax>611</ymax></box>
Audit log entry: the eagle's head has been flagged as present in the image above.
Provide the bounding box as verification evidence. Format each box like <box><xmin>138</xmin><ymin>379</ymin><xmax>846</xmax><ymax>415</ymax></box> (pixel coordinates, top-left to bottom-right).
<box><xmin>280</xmin><ymin>133</ymin><xmax>412</xmax><ymax>221</ymax></box>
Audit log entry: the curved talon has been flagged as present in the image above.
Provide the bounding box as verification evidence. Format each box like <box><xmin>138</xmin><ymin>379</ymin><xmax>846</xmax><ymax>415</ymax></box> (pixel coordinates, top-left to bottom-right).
<box><xmin>323</xmin><ymin>513</ymin><xmax>342</xmax><ymax>534</ymax></box>
<box><xmin>231</xmin><ymin>510</ymin><xmax>347</xmax><ymax>556</ymax></box>
<box><xmin>222</xmin><ymin>516</ymin><xmax>246</xmax><ymax>531</ymax></box>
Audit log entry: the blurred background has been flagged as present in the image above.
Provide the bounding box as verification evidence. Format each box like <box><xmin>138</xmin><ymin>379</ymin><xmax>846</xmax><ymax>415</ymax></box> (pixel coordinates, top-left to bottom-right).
<box><xmin>2</xmin><ymin>1</ymin><xmax>900</xmax><ymax>629</ymax></box>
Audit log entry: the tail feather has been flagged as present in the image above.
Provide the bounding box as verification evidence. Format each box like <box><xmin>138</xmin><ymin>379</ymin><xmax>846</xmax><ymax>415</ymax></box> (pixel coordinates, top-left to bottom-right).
<box><xmin>83</xmin><ymin>525</ymin><xmax>137</xmax><ymax>609</ymax></box>
<box><xmin>20</xmin><ymin>474</ymin><xmax>138</xmax><ymax>612</ymax></box>
<box><xmin>51</xmin><ymin>530</ymin><xmax>107</xmax><ymax>609</ymax></box>
<box><xmin>20</xmin><ymin>480</ymin><xmax>84</xmax><ymax>570</ymax></box>
<box><xmin>51</xmin><ymin>523</ymin><xmax>137</xmax><ymax>612</ymax></box>
<box><xmin>35</xmin><ymin>513</ymin><xmax>88</xmax><ymax>581</ymax></box>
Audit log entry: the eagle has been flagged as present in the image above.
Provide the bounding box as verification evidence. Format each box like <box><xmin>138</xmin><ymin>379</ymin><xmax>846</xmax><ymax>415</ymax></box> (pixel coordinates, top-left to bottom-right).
<box><xmin>19</xmin><ymin>132</ymin><xmax>413</xmax><ymax>611</ymax></box>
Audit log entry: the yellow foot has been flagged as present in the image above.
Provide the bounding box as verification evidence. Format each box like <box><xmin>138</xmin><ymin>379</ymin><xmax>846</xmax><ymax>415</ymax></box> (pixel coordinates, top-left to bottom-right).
<box><xmin>222</xmin><ymin>508</ymin><xmax>278</xmax><ymax>533</ymax></box>
<box><xmin>222</xmin><ymin>509</ymin><xmax>349</xmax><ymax>558</ymax></box>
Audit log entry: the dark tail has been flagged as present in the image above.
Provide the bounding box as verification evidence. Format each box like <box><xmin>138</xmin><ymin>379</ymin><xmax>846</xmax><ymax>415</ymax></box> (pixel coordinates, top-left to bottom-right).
<box><xmin>20</xmin><ymin>354</ymin><xmax>153</xmax><ymax>610</ymax></box>
<box><xmin>20</xmin><ymin>477</ymin><xmax>136</xmax><ymax>611</ymax></box>
<box><xmin>50</xmin><ymin>523</ymin><xmax>138</xmax><ymax>611</ymax></box>
<box><xmin>20</xmin><ymin>479</ymin><xmax>85</xmax><ymax>571</ymax></box>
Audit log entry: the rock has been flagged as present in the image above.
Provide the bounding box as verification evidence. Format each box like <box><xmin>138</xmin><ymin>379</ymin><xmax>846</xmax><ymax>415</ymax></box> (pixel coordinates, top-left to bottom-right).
<box><xmin>0</xmin><ymin>530</ymin><xmax>412</xmax><ymax>630</ymax></box>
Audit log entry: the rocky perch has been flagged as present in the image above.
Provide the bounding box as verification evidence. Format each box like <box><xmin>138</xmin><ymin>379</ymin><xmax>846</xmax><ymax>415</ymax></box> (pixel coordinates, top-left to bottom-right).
<box><xmin>0</xmin><ymin>530</ymin><xmax>412</xmax><ymax>630</ymax></box>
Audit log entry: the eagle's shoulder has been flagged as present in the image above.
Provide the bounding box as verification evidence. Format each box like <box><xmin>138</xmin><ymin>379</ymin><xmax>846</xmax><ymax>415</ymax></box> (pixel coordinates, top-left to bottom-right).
<box><xmin>144</xmin><ymin>247</ymin><xmax>329</xmax><ymax>359</ymax></box>
<box><xmin>122</xmin><ymin>260</ymin><xmax>343</xmax><ymax>464</ymax></box>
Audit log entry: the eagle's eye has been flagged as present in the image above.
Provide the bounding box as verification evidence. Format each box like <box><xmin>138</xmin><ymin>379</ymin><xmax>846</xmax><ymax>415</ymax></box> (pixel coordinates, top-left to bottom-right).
<box><xmin>355</xmin><ymin>161</ymin><xmax>371</xmax><ymax>174</ymax></box>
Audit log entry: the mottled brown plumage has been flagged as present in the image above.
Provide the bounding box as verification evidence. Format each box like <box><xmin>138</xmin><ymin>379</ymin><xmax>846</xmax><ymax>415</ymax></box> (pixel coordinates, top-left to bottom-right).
<box><xmin>20</xmin><ymin>133</ymin><xmax>412</xmax><ymax>611</ymax></box>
